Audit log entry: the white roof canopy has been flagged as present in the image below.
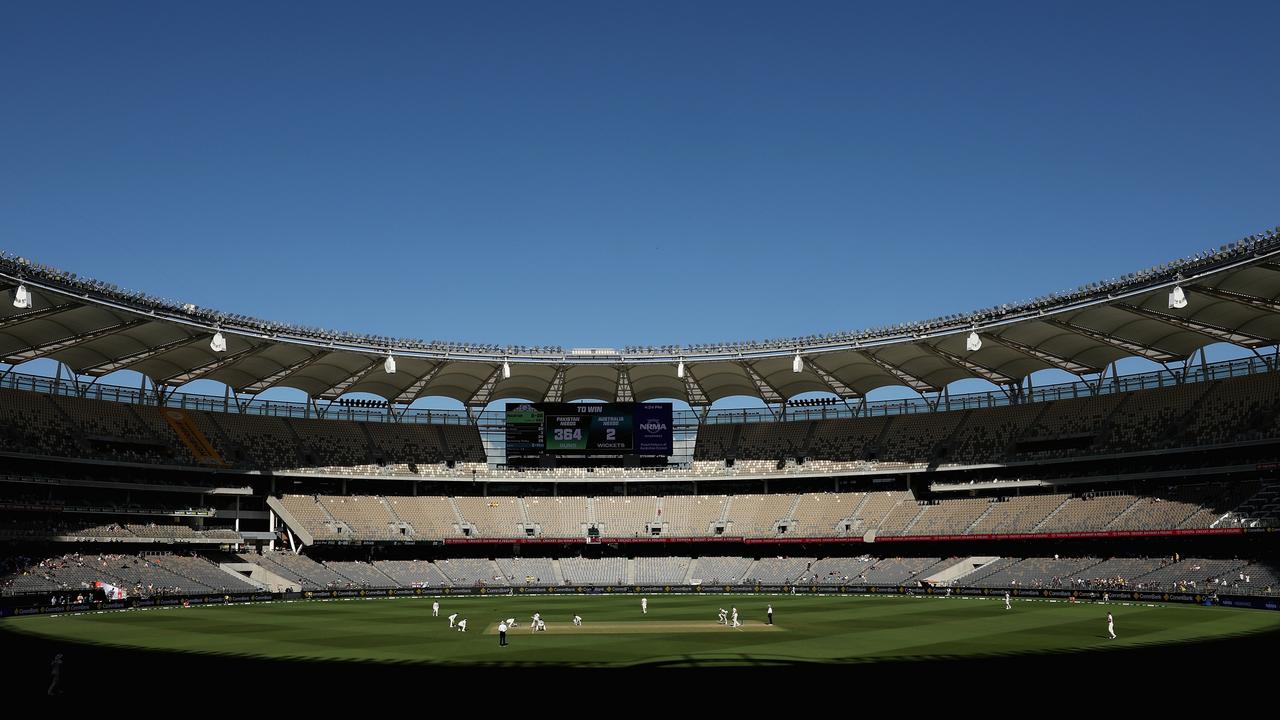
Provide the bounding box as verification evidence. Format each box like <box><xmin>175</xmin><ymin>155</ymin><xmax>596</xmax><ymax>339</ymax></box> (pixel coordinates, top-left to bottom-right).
<box><xmin>3</xmin><ymin>229</ymin><xmax>1279</xmax><ymax>406</ymax></box>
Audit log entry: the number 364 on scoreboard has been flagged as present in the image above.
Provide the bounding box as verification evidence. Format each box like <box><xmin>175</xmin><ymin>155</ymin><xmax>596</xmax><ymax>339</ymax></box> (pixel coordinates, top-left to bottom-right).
<box><xmin>505</xmin><ymin>402</ymin><xmax>672</xmax><ymax>456</ymax></box>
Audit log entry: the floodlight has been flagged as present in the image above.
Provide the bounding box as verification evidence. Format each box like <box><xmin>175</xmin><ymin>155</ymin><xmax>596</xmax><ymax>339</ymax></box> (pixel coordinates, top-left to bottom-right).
<box><xmin>384</xmin><ymin>353</ymin><xmax>397</xmax><ymax>374</ymax></box>
<box><xmin>966</xmin><ymin>331</ymin><xmax>982</xmax><ymax>352</ymax></box>
<box><xmin>210</xmin><ymin>331</ymin><xmax>227</xmax><ymax>352</ymax></box>
<box><xmin>792</xmin><ymin>353</ymin><xmax>804</xmax><ymax>373</ymax></box>
<box><xmin>502</xmin><ymin>360</ymin><xmax>511</xmax><ymax>379</ymax></box>
<box><xmin>1168</xmin><ymin>285</ymin><xmax>1188</xmax><ymax>309</ymax></box>
<box><xmin>13</xmin><ymin>284</ymin><xmax>30</xmax><ymax>309</ymax></box>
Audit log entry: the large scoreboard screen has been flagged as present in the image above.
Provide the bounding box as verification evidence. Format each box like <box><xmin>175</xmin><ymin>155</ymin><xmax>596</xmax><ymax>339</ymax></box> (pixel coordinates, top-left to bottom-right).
<box><xmin>505</xmin><ymin>402</ymin><xmax>672</xmax><ymax>457</ymax></box>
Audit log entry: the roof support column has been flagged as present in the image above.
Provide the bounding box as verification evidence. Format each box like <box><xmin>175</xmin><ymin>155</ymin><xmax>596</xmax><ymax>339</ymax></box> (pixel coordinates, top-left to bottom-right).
<box><xmin>310</xmin><ymin>396</ymin><xmax>331</xmax><ymax>420</ymax></box>
<box><xmin>71</xmin><ymin>366</ymin><xmax>99</xmax><ymax>399</ymax></box>
<box><xmin>1086</xmin><ymin>362</ymin><xmax>1112</xmax><ymax>396</ymax></box>
<box><xmin>922</xmin><ymin>390</ymin><xmax>943</xmax><ymax>412</ymax></box>
<box><xmin>1249</xmin><ymin>346</ymin><xmax>1275</xmax><ymax>373</ymax></box>
<box><xmin>153</xmin><ymin>382</ymin><xmax>177</xmax><ymax>407</ymax></box>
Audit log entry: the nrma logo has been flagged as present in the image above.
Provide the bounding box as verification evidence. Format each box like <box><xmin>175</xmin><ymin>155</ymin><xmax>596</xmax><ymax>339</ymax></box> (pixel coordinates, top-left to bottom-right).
<box><xmin>639</xmin><ymin>421</ymin><xmax>668</xmax><ymax>433</ymax></box>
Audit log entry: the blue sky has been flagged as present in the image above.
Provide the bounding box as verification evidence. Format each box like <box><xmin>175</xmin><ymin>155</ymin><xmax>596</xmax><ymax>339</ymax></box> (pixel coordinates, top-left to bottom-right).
<box><xmin>2</xmin><ymin>1</ymin><xmax>1278</xmax><ymax>408</ymax></box>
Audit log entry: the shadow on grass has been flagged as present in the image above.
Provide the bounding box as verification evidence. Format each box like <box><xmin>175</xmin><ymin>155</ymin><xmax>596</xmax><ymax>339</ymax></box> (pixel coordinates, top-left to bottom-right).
<box><xmin>8</xmin><ymin>619</ymin><xmax>1280</xmax><ymax>704</ymax></box>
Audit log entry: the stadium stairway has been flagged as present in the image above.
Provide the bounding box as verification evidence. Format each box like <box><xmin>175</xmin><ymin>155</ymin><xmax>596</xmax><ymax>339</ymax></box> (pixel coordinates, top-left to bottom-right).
<box><xmin>447</xmin><ymin>497</ymin><xmax>466</xmax><ymax>527</ymax></box>
<box><xmin>933</xmin><ymin>410</ymin><xmax>974</xmax><ymax>467</ymax></box>
<box><xmin>551</xmin><ymin>559</ymin><xmax>565</xmax><ymax>586</ymax></box>
<box><xmin>784</xmin><ymin>494</ymin><xmax>803</xmax><ymax>525</ymax></box>
<box><xmin>799</xmin><ymin>421</ymin><xmax>818</xmax><ymax>459</ymax></box>
<box><xmin>1030</xmin><ymin>497</ymin><xmax>1072</xmax><ymax>532</ymax></box>
<box><xmin>846</xmin><ymin>493</ymin><xmax>873</xmax><ymax>529</ymax></box>
<box><xmin>199</xmin><ymin>412</ymin><xmax>242</xmax><ymax>462</ymax></box>
<box><xmin>925</xmin><ymin>557</ymin><xmax>1001</xmax><ymax>586</ymax></box>
<box><xmin>279</xmin><ymin>419</ymin><xmax>310</xmax><ymax>467</ymax></box>
<box><xmin>626</xmin><ymin>558</ymin><xmax>635</xmax><ymax>585</ymax></box>
<box><xmin>45</xmin><ymin>395</ymin><xmax>91</xmax><ymax>454</ymax></box>
<box><xmin>683</xmin><ymin>559</ymin><xmax>698</xmax><ymax>585</ymax></box>
<box><xmin>377</xmin><ymin>496</ymin><xmax>411</xmax><ymax>533</ymax></box>
<box><xmin>314</xmin><ymin>500</ymin><xmax>354</xmax><ymax>536</ymax></box>
<box><xmin>356</xmin><ymin>422</ymin><xmax>378</xmax><ymax>459</ymax></box>
<box><xmin>899</xmin><ymin>504</ymin><xmax>929</xmax><ymax>535</ymax></box>
<box><xmin>964</xmin><ymin>503</ymin><xmax>996</xmax><ymax>534</ymax></box>
<box><xmin>869</xmin><ymin>416</ymin><xmax>897</xmax><ymax>459</ymax></box>
<box><xmin>1010</xmin><ymin>402</ymin><xmax>1055</xmax><ymax>455</ymax></box>
<box><xmin>1092</xmin><ymin>393</ymin><xmax>1133</xmax><ymax>449</ymax></box>
<box><xmin>1101</xmin><ymin>497</ymin><xmax>1144</xmax><ymax>530</ymax></box>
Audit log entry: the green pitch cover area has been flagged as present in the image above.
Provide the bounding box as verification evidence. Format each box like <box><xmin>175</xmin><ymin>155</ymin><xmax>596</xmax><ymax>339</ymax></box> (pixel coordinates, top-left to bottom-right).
<box><xmin>8</xmin><ymin>593</ymin><xmax>1280</xmax><ymax>669</ymax></box>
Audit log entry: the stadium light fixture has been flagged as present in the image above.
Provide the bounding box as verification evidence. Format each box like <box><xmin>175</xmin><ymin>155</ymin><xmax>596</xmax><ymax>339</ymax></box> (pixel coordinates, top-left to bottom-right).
<box><xmin>792</xmin><ymin>352</ymin><xmax>804</xmax><ymax>373</ymax></box>
<box><xmin>1168</xmin><ymin>285</ymin><xmax>1189</xmax><ymax>309</ymax></box>
<box><xmin>210</xmin><ymin>331</ymin><xmax>227</xmax><ymax>353</ymax></box>
<box><xmin>677</xmin><ymin>359</ymin><xmax>685</xmax><ymax>379</ymax></box>
<box><xmin>966</xmin><ymin>331</ymin><xmax>982</xmax><ymax>352</ymax></box>
<box><xmin>502</xmin><ymin>360</ymin><xmax>511</xmax><ymax>379</ymax></box>
<box><xmin>384</xmin><ymin>353</ymin><xmax>397</xmax><ymax>375</ymax></box>
<box><xmin>13</xmin><ymin>283</ymin><xmax>30</xmax><ymax>309</ymax></box>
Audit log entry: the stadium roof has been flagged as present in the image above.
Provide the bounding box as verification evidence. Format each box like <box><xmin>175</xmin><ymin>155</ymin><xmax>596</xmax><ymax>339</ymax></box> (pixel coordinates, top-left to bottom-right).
<box><xmin>3</xmin><ymin>229</ymin><xmax>1280</xmax><ymax>407</ymax></box>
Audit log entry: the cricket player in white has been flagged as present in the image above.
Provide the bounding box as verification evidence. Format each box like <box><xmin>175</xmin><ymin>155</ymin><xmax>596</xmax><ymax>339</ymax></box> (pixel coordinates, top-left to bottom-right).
<box><xmin>730</xmin><ymin>607</ymin><xmax>741</xmax><ymax>628</ymax></box>
<box><xmin>505</xmin><ymin>617</ymin><xmax>517</xmax><ymax>629</ymax></box>
<box><xmin>531</xmin><ymin>612</ymin><xmax>540</xmax><ymax>632</ymax></box>
<box><xmin>457</xmin><ymin>618</ymin><xmax>467</xmax><ymax>632</ymax></box>
<box><xmin>1107</xmin><ymin>612</ymin><xmax>1116</xmax><ymax>639</ymax></box>
<box><xmin>641</xmin><ymin>597</ymin><xmax>648</xmax><ymax>614</ymax></box>
<box><xmin>572</xmin><ymin>614</ymin><xmax>582</xmax><ymax>626</ymax></box>
<box><xmin>432</xmin><ymin>601</ymin><xmax>440</xmax><ymax>617</ymax></box>
<box><xmin>718</xmin><ymin>608</ymin><xmax>728</xmax><ymax>625</ymax></box>
<box><xmin>448</xmin><ymin>612</ymin><xmax>458</xmax><ymax>628</ymax></box>
<box><xmin>536</xmin><ymin>618</ymin><xmax>547</xmax><ymax>632</ymax></box>
<box><xmin>1004</xmin><ymin>592</ymin><xmax>1011</xmax><ymax>610</ymax></box>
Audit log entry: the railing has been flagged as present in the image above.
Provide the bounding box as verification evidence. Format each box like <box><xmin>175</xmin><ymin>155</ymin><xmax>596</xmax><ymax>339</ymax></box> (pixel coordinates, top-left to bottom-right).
<box><xmin>1</xmin><ymin>352</ymin><xmax>1274</xmax><ymax>427</ymax></box>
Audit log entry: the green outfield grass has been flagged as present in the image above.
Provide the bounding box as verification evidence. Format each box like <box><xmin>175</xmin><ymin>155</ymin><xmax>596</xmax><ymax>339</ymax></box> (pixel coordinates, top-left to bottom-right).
<box><xmin>7</xmin><ymin>594</ymin><xmax>1280</xmax><ymax>668</ymax></box>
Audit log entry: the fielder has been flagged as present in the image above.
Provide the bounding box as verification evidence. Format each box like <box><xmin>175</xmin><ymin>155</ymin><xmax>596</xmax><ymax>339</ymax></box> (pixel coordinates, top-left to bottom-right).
<box><xmin>1004</xmin><ymin>592</ymin><xmax>1011</xmax><ymax>610</ymax></box>
<box><xmin>448</xmin><ymin>612</ymin><xmax>458</xmax><ymax>628</ymax></box>
<box><xmin>457</xmin><ymin>618</ymin><xmax>468</xmax><ymax>632</ymax></box>
<box><xmin>641</xmin><ymin>597</ymin><xmax>648</xmax><ymax>614</ymax></box>
<box><xmin>432</xmin><ymin>600</ymin><xmax>440</xmax><ymax>617</ymax></box>
<box><xmin>1107</xmin><ymin>612</ymin><xmax>1116</xmax><ymax>639</ymax></box>
<box><xmin>718</xmin><ymin>608</ymin><xmax>728</xmax><ymax>625</ymax></box>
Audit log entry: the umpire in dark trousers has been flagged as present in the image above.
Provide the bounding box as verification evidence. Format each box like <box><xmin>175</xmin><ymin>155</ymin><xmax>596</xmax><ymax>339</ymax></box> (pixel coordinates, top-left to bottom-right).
<box><xmin>499</xmin><ymin>620</ymin><xmax>508</xmax><ymax>646</ymax></box>
<box><xmin>767</xmin><ymin>604</ymin><xmax>773</xmax><ymax>625</ymax></box>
